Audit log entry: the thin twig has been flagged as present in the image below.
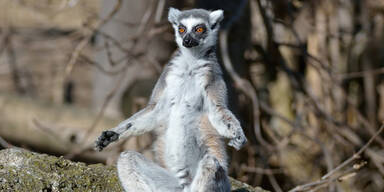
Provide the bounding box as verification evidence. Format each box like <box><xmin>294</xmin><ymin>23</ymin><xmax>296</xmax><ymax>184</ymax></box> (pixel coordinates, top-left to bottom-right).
<box><xmin>219</xmin><ymin>30</ymin><xmax>273</xmax><ymax>150</ymax></box>
<box><xmin>63</xmin><ymin>0</ymin><xmax>123</xmax><ymax>82</ymax></box>
<box><xmin>276</xmin><ymin>17</ymin><xmax>384</xmax><ymax>147</ymax></box>
<box><xmin>337</xmin><ymin>67</ymin><xmax>384</xmax><ymax>80</ymax></box>
<box><xmin>291</xmin><ymin>165</ymin><xmax>361</xmax><ymax>192</ymax></box>
<box><xmin>154</xmin><ymin>0</ymin><xmax>166</xmax><ymax>24</ymax></box>
<box><xmin>1</xmin><ymin>28</ymin><xmax>27</xmax><ymax>94</ymax></box>
<box><xmin>65</xmin><ymin>62</ymin><xmax>129</xmax><ymax>159</ymax></box>
<box><xmin>79</xmin><ymin>54</ymin><xmax>126</xmax><ymax>75</ymax></box>
<box><xmin>322</xmin><ymin>124</ymin><xmax>384</xmax><ymax>179</ymax></box>
<box><xmin>241</xmin><ymin>165</ymin><xmax>285</xmax><ymax>175</ymax></box>
<box><xmin>289</xmin><ymin>124</ymin><xmax>384</xmax><ymax>192</ymax></box>
<box><xmin>32</xmin><ymin>119</ymin><xmax>69</xmax><ymax>146</ymax></box>
<box><xmin>267</xmin><ymin>173</ymin><xmax>283</xmax><ymax>192</ymax></box>
<box><xmin>0</xmin><ymin>136</ymin><xmax>11</xmax><ymax>148</ymax></box>
<box><xmin>136</xmin><ymin>0</ymin><xmax>155</xmax><ymax>36</ymax></box>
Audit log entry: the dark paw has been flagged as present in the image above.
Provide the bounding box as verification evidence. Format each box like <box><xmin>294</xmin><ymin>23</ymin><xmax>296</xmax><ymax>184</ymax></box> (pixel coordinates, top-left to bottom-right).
<box><xmin>95</xmin><ymin>131</ymin><xmax>119</xmax><ymax>151</ymax></box>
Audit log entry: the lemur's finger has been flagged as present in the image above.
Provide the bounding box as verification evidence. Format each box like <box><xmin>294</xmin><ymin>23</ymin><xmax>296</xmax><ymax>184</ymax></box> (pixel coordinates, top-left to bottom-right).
<box><xmin>228</xmin><ymin>136</ymin><xmax>246</xmax><ymax>151</ymax></box>
<box><xmin>236</xmin><ymin>135</ymin><xmax>247</xmax><ymax>146</ymax></box>
<box><xmin>110</xmin><ymin>134</ymin><xmax>118</xmax><ymax>141</ymax></box>
<box><xmin>228</xmin><ymin>140</ymin><xmax>240</xmax><ymax>151</ymax></box>
<box><xmin>94</xmin><ymin>140</ymin><xmax>104</xmax><ymax>151</ymax></box>
<box><xmin>102</xmin><ymin>140</ymin><xmax>110</xmax><ymax>146</ymax></box>
<box><xmin>94</xmin><ymin>131</ymin><xmax>120</xmax><ymax>152</ymax></box>
<box><xmin>95</xmin><ymin>146</ymin><xmax>103</xmax><ymax>151</ymax></box>
<box><xmin>105</xmin><ymin>131</ymin><xmax>120</xmax><ymax>141</ymax></box>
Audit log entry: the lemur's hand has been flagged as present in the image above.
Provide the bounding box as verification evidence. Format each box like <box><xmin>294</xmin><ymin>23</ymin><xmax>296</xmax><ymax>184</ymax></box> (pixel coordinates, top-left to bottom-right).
<box><xmin>226</xmin><ymin>119</ymin><xmax>247</xmax><ymax>150</ymax></box>
<box><xmin>95</xmin><ymin>131</ymin><xmax>119</xmax><ymax>151</ymax></box>
<box><xmin>228</xmin><ymin>130</ymin><xmax>247</xmax><ymax>150</ymax></box>
<box><xmin>221</xmin><ymin>115</ymin><xmax>247</xmax><ymax>150</ymax></box>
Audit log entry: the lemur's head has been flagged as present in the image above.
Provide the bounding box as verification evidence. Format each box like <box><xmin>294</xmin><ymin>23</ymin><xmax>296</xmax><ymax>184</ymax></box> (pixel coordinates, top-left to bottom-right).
<box><xmin>168</xmin><ymin>8</ymin><xmax>223</xmax><ymax>50</ymax></box>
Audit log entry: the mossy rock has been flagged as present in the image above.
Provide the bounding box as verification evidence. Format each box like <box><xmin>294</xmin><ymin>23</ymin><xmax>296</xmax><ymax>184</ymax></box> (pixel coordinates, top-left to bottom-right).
<box><xmin>0</xmin><ymin>148</ymin><xmax>269</xmax><ymax>192</ymax></box>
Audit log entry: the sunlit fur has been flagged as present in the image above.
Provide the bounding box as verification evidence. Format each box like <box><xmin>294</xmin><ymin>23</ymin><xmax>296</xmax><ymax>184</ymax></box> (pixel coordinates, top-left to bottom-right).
<box><xmin>96</xmin><ymin>8</ymin><xmax>247</xmax><ymax>192</ymax></box>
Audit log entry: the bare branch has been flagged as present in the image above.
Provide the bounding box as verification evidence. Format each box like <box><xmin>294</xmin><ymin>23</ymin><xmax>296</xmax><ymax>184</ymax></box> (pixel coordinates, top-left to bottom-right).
<box><xmin>0</xmin><ymin>136</ymin><xmax>11</xmax><ymax>148</ymax></box>
<box><xmin>289</xmin><ymin>124</ymin><xmax>384</xmax><ymax>192</ymax></box>
<box><xmin>219</xmin><ymin>30</ymin><xmax>273</xmax><ymax>150</ymax></box>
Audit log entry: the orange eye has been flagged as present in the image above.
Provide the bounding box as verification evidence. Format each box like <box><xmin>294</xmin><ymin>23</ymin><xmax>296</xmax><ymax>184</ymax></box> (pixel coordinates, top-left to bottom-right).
<box><xmin>196</xmin><ymin>27</ymin><xmax>204</xmax><ymax>33</ymax></box>
<box><xmin>178</xmin><ymin>27</ymin><xmax>185</xmax><ymax>33</ymax></box>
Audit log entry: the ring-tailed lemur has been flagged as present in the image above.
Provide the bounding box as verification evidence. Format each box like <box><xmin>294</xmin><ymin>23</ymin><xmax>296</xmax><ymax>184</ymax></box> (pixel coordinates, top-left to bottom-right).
<box><xmin>95</xmin><ymin>8</ymin><xmax>247</xmax><ymax>192</ymax></box>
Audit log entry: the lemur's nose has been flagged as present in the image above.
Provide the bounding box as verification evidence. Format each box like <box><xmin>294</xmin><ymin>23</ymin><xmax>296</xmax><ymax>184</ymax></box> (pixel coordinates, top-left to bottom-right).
<box><xmin>183</xmin><ymin>35</ymin><xmax>198</xmax><ymax>48</ymax></box>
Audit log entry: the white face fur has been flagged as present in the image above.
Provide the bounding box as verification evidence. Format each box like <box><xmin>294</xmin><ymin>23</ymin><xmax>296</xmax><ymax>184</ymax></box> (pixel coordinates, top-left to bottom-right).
<box><xmin>168</xmin><ymin>8</ymin><xmax>224</xmax><ymax>52</ymax></box>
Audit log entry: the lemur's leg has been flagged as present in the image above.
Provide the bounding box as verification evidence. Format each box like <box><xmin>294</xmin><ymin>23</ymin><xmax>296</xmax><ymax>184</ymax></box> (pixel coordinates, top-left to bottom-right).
<box><xmin>203</xmin><ymin>75</ymin><xmax>247</xmax><ymax>150</ymax></box>
<box><xmin>189</xmin><ymin>115</ymin><xmax>230</xmax><ymax>192</ymax></box>
<box><xmin>117</xmin><ymin>151</ymin><xmax>183</xmax><ymax>192</ymax></box>
<box><xmin>190</xmin><ymin>154</ymin><xmax>231</xmax><ymax>192</ymax></box>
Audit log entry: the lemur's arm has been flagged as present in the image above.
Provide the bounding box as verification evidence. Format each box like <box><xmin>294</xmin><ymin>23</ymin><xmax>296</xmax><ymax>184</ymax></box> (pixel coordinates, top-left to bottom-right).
<box><xmin>95</xmin><ymin>66</ymin><xmax>169</xmax><ymax>151</ymax></box>
<box><xmin>203</xmin><ymin>70</ymin><xmax>247</xmax><ymax>150</ymax></box>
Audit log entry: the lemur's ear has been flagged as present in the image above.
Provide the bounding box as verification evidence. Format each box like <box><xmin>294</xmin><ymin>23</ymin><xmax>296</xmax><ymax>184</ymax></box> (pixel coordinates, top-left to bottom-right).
<box><xmin>209</xmin><ymin>10</ymin><xmax>224</xmax><ymax>29</ymax></box>
<box><xmin>168</xmin><ymin>7</ymin><xmax>181</xmax><ymax>25</ymax></box>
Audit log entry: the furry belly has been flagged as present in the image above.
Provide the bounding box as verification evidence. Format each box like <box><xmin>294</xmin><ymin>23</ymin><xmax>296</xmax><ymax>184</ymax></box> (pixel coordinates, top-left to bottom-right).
<box><xmin>161</xmin><ymin>89</ymin><xmax>207</xmax><ymax>174</ymax></box>
<box><xmin>163</xmin><ymin>112</ymin><xmax>203</xmax><ymax>173</ymax></box>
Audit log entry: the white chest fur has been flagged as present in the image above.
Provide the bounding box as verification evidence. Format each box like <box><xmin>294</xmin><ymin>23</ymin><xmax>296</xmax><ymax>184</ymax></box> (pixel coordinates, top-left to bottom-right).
<box><xmin>162</xmin><ymin>53</ymin><xmax>210</xmax><ymax>171</ymax></box>
<box><xmin>165</xmin><ymin>54</ymin><xmax>209</xmax><ymax>112</ymax></box>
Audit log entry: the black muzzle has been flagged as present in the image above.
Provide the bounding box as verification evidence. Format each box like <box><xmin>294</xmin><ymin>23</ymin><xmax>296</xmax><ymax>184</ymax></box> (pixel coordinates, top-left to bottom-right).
<box><xmin>182</xmin><ymin>35</ymin><xmax>199</xmax><ymax>48</ymax></box>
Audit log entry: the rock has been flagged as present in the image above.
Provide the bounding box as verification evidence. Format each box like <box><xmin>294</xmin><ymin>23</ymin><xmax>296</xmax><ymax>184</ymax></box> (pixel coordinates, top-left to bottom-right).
<box><xmin>0</xmin><ymin>148</ymin><xmax>269</xmax><ymax>192</ymax></box>
<box><xmin>0</xmin><ymin>148</ymin><xmax>122</xmax><ymax>192</ymax></box>
<box><xmin>230</xmin><ymin>178</ymin><xmax>270</xmax><ymax>192</ymax></box>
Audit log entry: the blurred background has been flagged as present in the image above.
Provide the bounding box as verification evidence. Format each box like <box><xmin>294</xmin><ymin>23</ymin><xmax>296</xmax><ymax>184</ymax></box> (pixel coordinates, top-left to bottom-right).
<box><xmin>0</xmin><ymin>0</ymin><xmax>384</xmax><ymax>191</ymax></box>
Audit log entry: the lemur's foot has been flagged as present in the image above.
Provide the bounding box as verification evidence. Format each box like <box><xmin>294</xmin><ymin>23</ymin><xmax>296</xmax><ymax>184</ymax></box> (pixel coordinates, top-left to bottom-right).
<box><xmin>175</xmin><ymin>168</ymin><xmax>191</xmax><ymax>189</ymax></box>
<box><xmin>95</xmin><ymin>131</ymin><xmax>119</xmax><ymax>151</ymax></box>
<box><xmin>228</xmin><ymin>130</ymin><xmax>247</xmax><ymax>150</ymax></box>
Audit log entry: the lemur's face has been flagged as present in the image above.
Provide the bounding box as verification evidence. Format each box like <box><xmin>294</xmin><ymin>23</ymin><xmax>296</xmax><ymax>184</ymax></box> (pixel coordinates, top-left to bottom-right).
<box><xmin>177</xmin><ymin>18</ymin><xmax>208</xmax><ymax>48</ymax></box>
<box><xmin>168</xmin><ymin>8</ymin><xmax>224</xmax><ymax>49</ymax></box>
